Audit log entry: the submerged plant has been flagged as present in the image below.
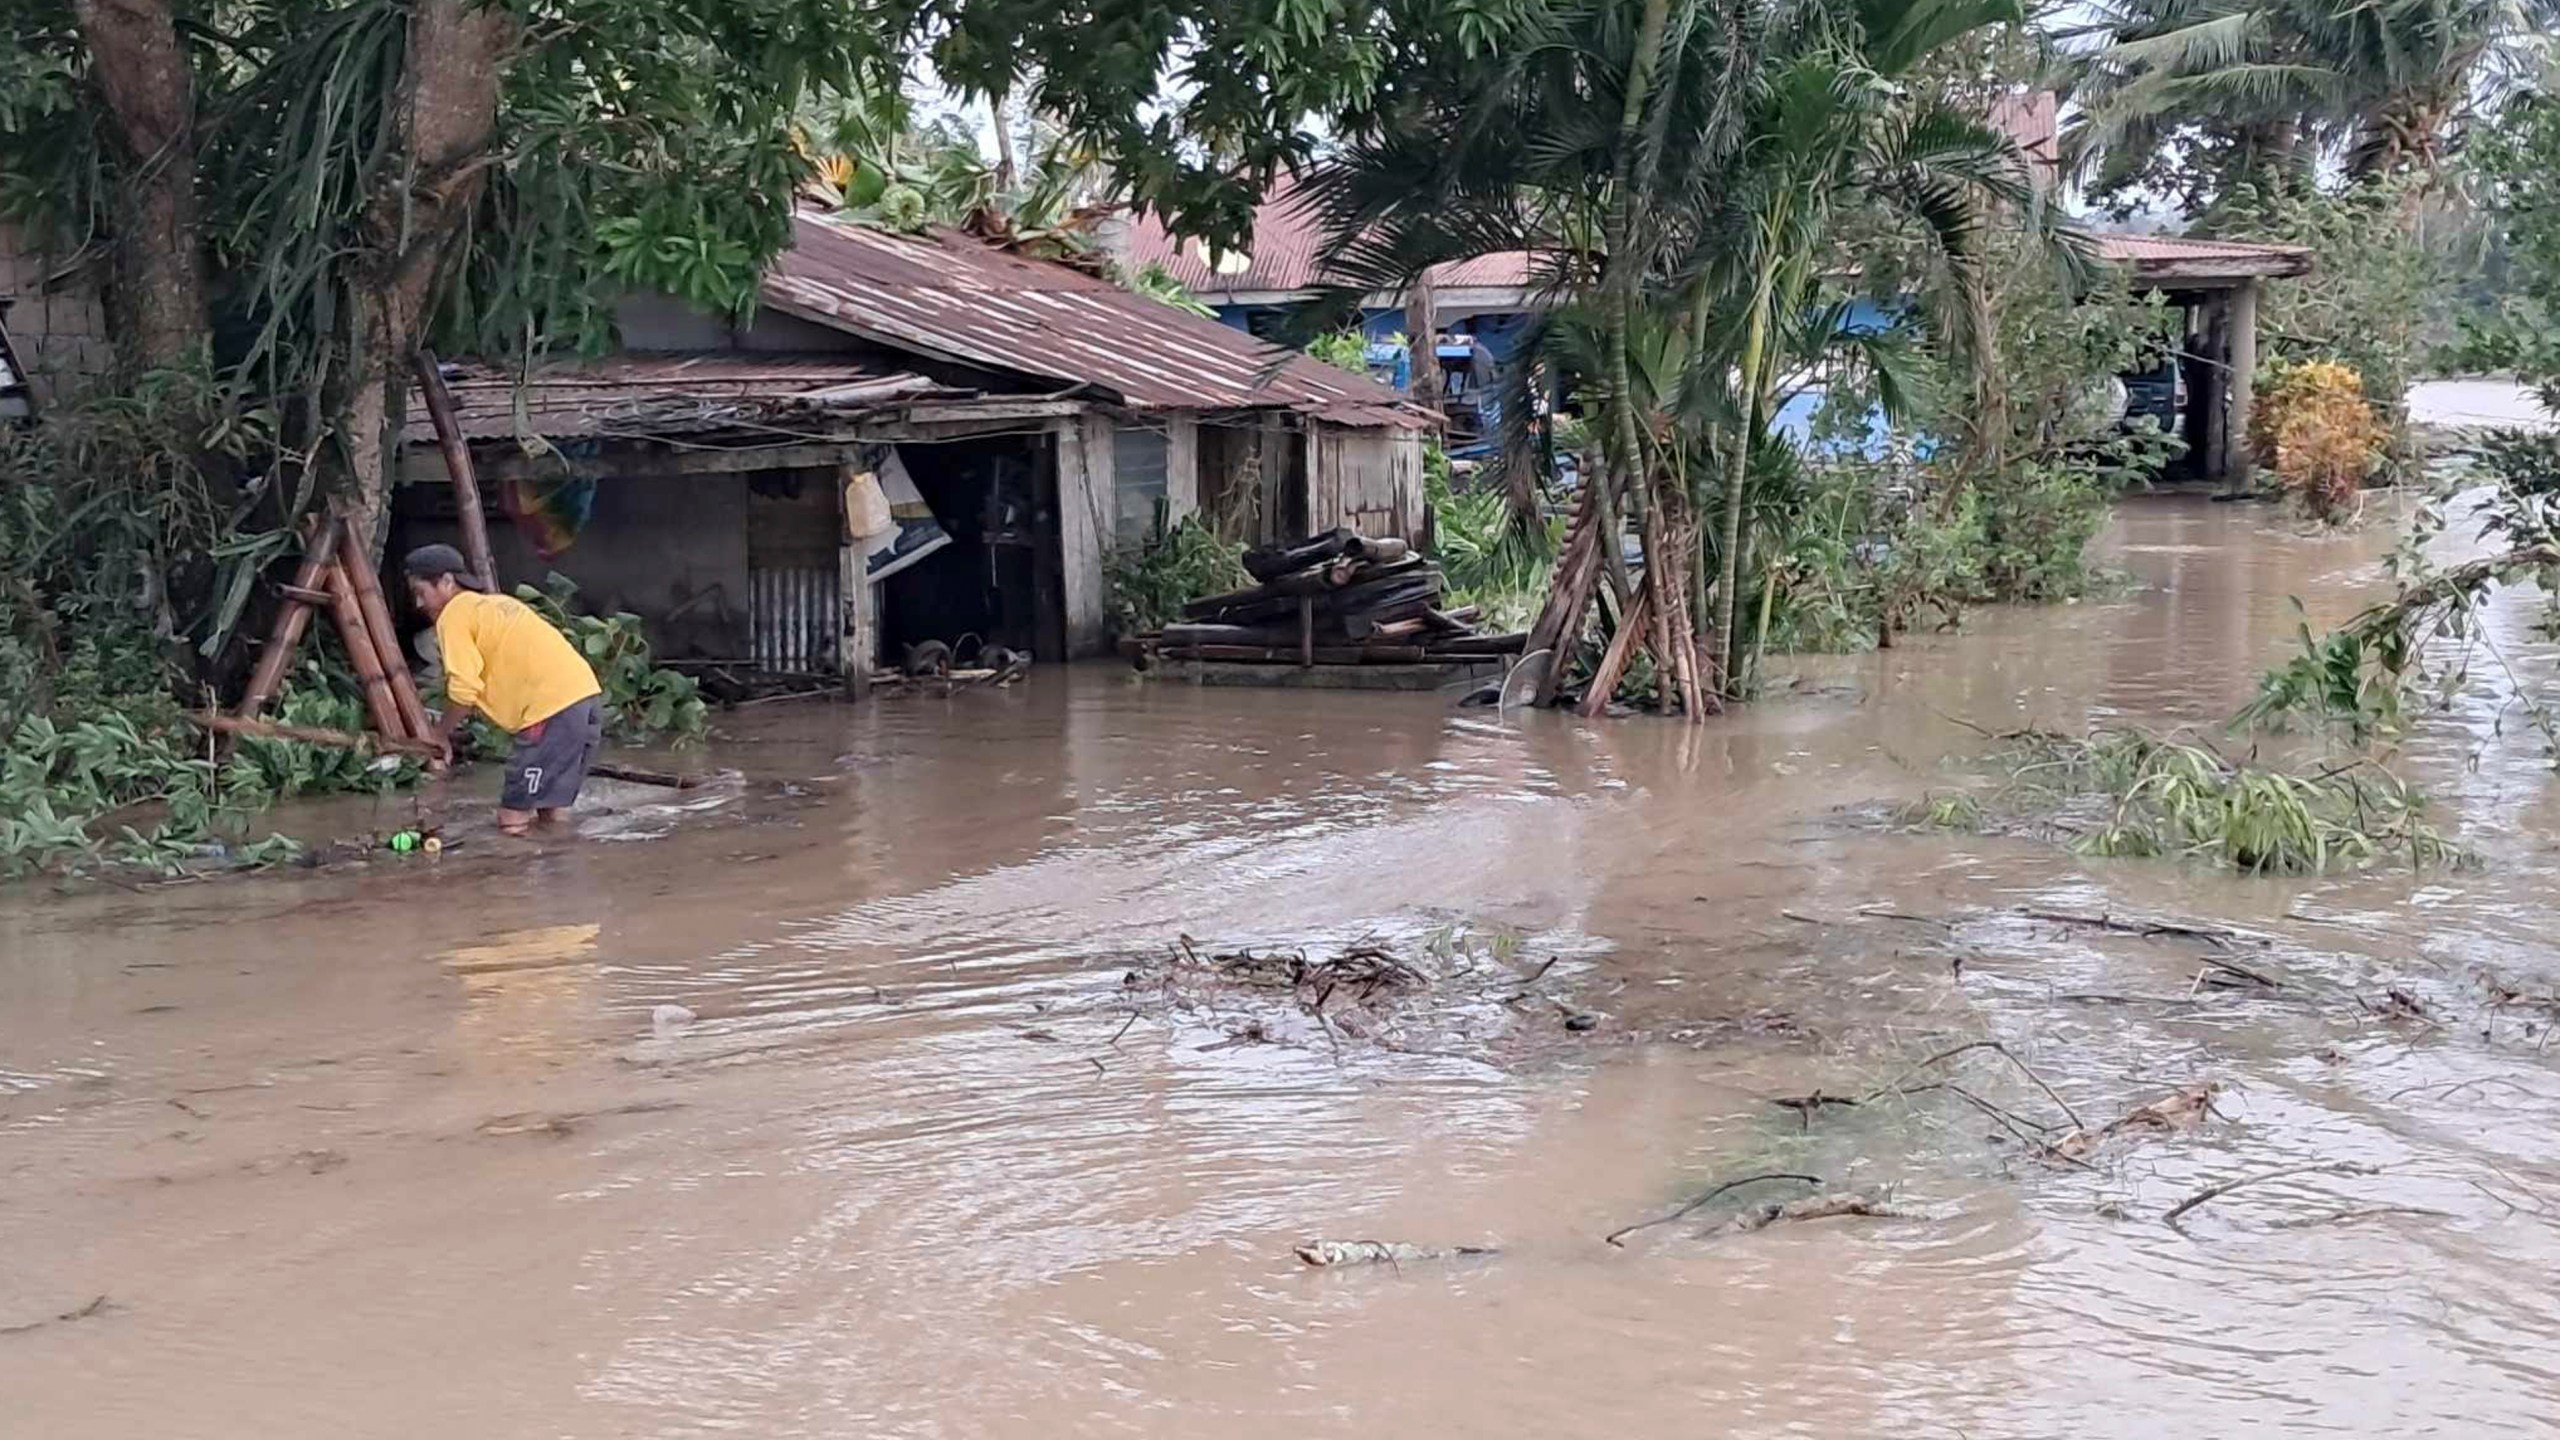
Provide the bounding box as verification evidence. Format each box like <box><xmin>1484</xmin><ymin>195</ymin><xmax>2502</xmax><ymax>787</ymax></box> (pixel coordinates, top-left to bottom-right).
<box><xmin>1911</xmin><ymin>726</ymin><xmax>2463</xmax><ymax>876</ymax></box>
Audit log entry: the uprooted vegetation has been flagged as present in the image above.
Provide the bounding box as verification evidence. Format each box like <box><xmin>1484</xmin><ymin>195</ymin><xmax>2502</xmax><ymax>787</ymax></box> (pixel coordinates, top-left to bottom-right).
<box><xmin>1902</xmin><ymin>726</ymin><xmax>2464</xmax><ymax>875</ymax></box>
<box><xmin>1114</xmin><ymin>926</ymin><xmax>1599</xmax><ymax>1067</ymax></box>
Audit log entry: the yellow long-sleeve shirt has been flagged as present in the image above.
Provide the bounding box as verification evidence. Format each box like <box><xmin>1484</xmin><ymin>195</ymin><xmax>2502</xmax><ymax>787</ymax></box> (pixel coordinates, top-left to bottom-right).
<box><xmin>434</xmin><ymin>591</ymin><xmax>602</xmax><ymax>734</ymax></box>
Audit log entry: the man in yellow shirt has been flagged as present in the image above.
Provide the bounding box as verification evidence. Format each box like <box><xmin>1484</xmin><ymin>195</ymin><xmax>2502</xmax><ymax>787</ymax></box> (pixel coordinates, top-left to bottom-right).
<box><xmin>403</xmin><ymin>545</ymin><xmax>606</xmax><ymax>836</ymax></box>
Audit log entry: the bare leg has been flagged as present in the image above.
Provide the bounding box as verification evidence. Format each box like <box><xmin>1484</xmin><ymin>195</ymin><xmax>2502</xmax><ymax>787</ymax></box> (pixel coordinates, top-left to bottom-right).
<box><xmin>496</xmin><ymin>806</ymin><xmax>536</xmax><ymax>836</ymax></box>
<box><xmin>534</xmin><ymin>808</ymin><xmax>568</xmax><ymax>830</ymax></box>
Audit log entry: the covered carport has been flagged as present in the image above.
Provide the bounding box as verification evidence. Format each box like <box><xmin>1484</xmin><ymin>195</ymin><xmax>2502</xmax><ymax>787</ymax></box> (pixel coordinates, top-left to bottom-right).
<box><xmin>2096</xmin><ymin>234</ymin><xmax>2314</xmax><ymax>489</ymax></box>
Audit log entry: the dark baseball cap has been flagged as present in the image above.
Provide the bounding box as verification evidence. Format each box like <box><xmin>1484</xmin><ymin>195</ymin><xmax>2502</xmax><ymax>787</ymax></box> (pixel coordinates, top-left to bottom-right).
<box><xmin>402</xmin><ymin>543</ymin><xmax>487</xmax><ymax>589</ymax></box>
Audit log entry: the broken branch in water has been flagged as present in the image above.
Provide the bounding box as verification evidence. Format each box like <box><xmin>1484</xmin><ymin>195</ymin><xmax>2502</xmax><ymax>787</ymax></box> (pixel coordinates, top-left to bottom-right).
<box><xmin>2051</xmin><ymin>1084</ymin><xmax>2221</xmax><ymax>1161</ymax></box>
<box><xmin>2016</xmin><ymin>907</ymin><xmax>2250</xmax><ymax>949</ymax></box>
<box><xmin>1603</xmin><ymin>1172</ymin><xmax>1825</xmax><ymax>1247</ymax></box>
<box><xmin>1502</xmin><ymin>956</ymin><xmax>1560</xmax><ymax>1004</ymax></box>
<box><xmin>2164</xmin><ymin>1161</ymin><xmax>2383</xmax><ymax>1228</ymax></box>
<box><xmin>1894</xmin><ymin>1081</ymin><xmax>2098</xmax><ymax>1170</ymax></box>
<box><xmin>2193</xmin><ymin>953</ymin><xmax>2283</xmax><ymax>991</ymax></box>
<box><xmin>1862</xmin><ymin>1039</ymin><xmax>2088</xmax><ymax>1133</ymax></box>
<box><xmin>1768</xmin><ymin>1090</ymin><xmax>1860</xmax><ymax>1130</ymax></box>
<box><xmin>0</xmin><ymin>1294</ymin><xmax>108</xmax><ymax>1338</ymax></box>
<box><xmin>1715</xmin><ymin>1190</ymin><xmax>1916</xmax><ymax>1235</ymax></box>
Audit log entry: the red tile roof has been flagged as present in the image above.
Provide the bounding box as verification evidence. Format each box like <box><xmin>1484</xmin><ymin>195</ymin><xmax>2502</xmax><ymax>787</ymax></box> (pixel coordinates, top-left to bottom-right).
<box><xmin>763</xmin><ymin>212</ymin><xmax>1432</xmax><ymax>428</ymax></box>
<box><xmin>1988</xmin><ymin>90</ymin><xmax>2060</xmax><ymax>169</ymax></box>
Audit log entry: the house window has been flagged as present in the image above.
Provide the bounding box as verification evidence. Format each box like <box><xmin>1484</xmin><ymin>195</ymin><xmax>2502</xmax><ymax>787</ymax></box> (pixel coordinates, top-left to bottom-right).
<box><xmin>1114</xmin><ymin>424</ymin><xmax>1169</xmax><ymax>546</ymax></box>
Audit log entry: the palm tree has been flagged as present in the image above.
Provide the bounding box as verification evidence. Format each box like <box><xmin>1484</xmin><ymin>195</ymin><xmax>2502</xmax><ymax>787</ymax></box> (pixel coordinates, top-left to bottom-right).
<box><xmin>1305</xmin><ymin>0</ymin><xmax>2051</xmax><ymax>706</ymax></box>
<box><xmin>2067</xmin><ymin>0</ymin><xmax>2559</xmax><ymax>212</ymax></box>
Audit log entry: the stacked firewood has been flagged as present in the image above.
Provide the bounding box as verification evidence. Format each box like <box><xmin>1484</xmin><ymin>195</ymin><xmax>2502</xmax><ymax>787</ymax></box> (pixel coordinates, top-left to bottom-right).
<box><xmin>1148</xmin><ymin>528</ymin><xmax>1527</xmax><ymax>666</ymax></box>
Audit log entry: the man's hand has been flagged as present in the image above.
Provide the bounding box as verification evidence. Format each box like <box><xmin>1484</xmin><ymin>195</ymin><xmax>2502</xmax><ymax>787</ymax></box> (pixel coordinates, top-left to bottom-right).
<box><xmin>427</xmin><ymin>701</ymin><xmax>473</xmax><ymax>777</ymax></box>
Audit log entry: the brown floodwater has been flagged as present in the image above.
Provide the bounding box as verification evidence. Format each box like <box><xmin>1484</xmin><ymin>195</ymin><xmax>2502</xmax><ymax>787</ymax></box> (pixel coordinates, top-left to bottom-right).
<box><xmin>6</xmin><ymin>494</ymin><xmax>2559</xmax><ymax>1438</ymax></box>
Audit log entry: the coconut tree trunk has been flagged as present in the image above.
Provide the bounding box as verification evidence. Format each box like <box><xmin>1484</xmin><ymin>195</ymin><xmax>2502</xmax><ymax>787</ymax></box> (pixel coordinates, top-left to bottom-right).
<box><xmin>72</xmin><ymin>0</ymin><xmax>211</xmax><ymax>374</ymax></box>
<box><xmin>1715</xmin><ymin>236</ymin><xmax>1778</xmax><ymax>695</ymax></box>
<box><xmin>1593</xmin><ymin>0</ymin><xmax>1675</xmax><ymax>613</ymax></box>
<box><xmin>1406</xmin><ymin>268</ymin><xmax>1440</xmax><ymax>413</ymax></box>
<box><xmin>337</xmin><ymin>0</ymin><xmax>516</xmax><ymax>551</ymax></box>
<box><xmin>991</xmin><ymin>87</ymin><xmax>1018</xmax><ymax>191</ymax></box>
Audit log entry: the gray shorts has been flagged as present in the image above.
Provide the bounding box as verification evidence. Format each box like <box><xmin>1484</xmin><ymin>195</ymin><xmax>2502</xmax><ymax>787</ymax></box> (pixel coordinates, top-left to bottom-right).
<box><xmin>502</xmin><ymin>696</ymin><xmax>605</xmax><ymax>811</ymax></box>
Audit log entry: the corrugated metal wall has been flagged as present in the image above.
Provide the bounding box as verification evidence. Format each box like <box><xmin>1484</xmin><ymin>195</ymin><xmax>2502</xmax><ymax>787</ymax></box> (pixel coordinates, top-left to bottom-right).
<box><xmin>748</xmin><ymin>565</ymin><xmax>841</xmax><ymax>672</ymax></box>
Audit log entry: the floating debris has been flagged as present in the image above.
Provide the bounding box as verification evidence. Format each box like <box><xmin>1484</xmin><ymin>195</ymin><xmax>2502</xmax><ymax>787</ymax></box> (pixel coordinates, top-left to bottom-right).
<box><xmin>1715</xmin><ymin>1190</ymin><xmax>1918</xmax><ymax>1235</ymax></box>
<box><xmin>2052</xmin><ymin>1083</ymin><xmax>2223</xmax><ymax>1161</ymax></box>
<box><xmin>1294</xmin><ymin>1239</ymin><xmax>1498</xmax><ymax>1268</ymax></box>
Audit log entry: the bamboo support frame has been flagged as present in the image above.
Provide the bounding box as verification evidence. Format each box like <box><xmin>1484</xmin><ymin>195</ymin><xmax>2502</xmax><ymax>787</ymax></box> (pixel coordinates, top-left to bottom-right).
<box><xmin>236</xmin><ymin>515</ymin><xmax>344</xmax><ymax>720</ymax></box>
<box><xmin>336</xmin><ymin>525</ymin><xmax>431</xmax><ymax>741</ymax></box>
<box><xmin>325</xmin><ymin>559</ymin><xmax>408</xmax><ymax>741</ymax></box>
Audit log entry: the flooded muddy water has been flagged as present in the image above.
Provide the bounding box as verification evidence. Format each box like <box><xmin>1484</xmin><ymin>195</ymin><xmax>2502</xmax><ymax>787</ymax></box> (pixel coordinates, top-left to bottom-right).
<box><xmin>6</xmin><ymin>495</ymin><xmax>2559</xmax><ymax>1437</ymax></box>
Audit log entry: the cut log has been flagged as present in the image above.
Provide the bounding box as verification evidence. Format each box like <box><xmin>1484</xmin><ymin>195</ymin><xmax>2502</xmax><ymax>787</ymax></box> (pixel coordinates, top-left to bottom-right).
<box><xmin>1183</xmin><ymin>556</ymin><xmax>1429</xmax><ymax>622</ymax></box>
<box><xmin>1161</xmin><ymin>622</ymin><xmax>1344</xmax><ymax>648</ymax></box>
<box><xmin>1163</xmin><ymin>643</ymin><xmax>1431</xmax><ymax>665</ymax></box>
<box><xmin>1341</xmin><ymin>595</ymin><xmax>1438</xmax><ymax>640</ymax></box>
<box><xmin>1423</xmin><ymin>632</ymin><xmax>1530</xmax><ymax>656</ymax></box>
<box><xmin>1243</xmin><ymin>528</ymin><xmax>1361</xmax><ymax>581</ymax></box>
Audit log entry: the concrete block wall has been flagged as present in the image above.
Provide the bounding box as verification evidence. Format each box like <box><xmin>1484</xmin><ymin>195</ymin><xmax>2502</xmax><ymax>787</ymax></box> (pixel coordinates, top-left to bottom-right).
<box><xmin>1</xmin><ymin>220</ymin><xmax>113</xmax><ymax>397</ymax></box>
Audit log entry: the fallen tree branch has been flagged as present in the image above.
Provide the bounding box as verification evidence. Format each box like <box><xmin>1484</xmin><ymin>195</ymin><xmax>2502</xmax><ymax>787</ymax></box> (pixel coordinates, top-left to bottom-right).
<box><xmin>1604</xmin><ymin>1172</ymin><xmax>1825</xmax><ymax>1247</ymax></box>
<box><xmin>2164</xmin><ymin>1161</ymin><xmax>2383</xmax><ymax>1228</ymax></box>
<box><xmin>0</xmin><ymin>1294</ymin><xmax>108</xmax><ymax>1338</ymax></box>
<box><xmin>1861</xmin><ymin>1039</ymin><xmax>2087</xmax><ymax>1133</ymax></box>
<box><xmin>2016</xmin><ymin>907</ymin><xmax>2251</xmax><ymax>950</ymax></box>
<box><xmin>1715</xmin><ymin>1190</ymin><xmax>1918</xmax><ymax>1234</ymax></box>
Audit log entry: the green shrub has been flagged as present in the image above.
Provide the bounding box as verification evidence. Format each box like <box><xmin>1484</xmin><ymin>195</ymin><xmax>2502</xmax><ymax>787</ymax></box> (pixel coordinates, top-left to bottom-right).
<box><xmin>1975</xmin><ymin>462</ymin><xmax>2109</xmax><ymax>602</ymax></box>
<box><xmin>509</xmin><ymin>575</ymin><xmax>709</xmax><ymax>744</ymax></box>
<box><xmin>1104</xmin><ymin>512</ymin><xmax>1251</xmax><ymax>637</ymax></box>
<box><xmin>1427</xmin><ymin>454</ymin><xmax>1555</xmax><ymax>633</ymax></box>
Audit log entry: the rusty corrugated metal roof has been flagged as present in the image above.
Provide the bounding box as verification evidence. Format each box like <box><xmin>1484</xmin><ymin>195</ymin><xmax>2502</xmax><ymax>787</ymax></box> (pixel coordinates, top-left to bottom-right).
<box><xmin>1987</xmin><ymin>90</ymin><xmax>2059</xmax><ymax>169</ymax></box>
<box><xmin>2094</xmin><ymin>233</ymin><xmax>2315</xmax><ymax>281</ymax></box>
<box><xmin>763</xmin><ymin>213</ymin><xmax>1434</xmax><ymax>430</ymax></box>
<box><xmin>1120</xmin><ymin>178</ymin><xmax>1536</xmax><ymax>299</ymax></box>
<box><xmin>400</xmin><ymin>352</ymin><xmax>955</xmax><ymax>443</ymax></box>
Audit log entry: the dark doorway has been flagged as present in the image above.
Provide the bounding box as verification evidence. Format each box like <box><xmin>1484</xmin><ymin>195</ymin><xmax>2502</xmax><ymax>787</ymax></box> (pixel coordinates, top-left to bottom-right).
<box><xmin>880</xmin><ymin>434</ymin><xmax>1066</xmax><ymax>664</ymax></box>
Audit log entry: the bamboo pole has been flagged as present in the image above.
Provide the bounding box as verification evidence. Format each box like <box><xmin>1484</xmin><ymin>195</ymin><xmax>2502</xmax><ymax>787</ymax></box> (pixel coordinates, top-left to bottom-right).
<box><xmin>237</xmin><ymin>514</ymin><xmax>344</xmax><ymax>720</ymax></box>
<box><xmin>325</xmin><ymin>558</ymin><xmax>407</xmax><ymax>741</ymax></box>
<box><xmin>188</xmin><ymin>712</ymin><xmax>439</xmax><ymax>756</ymax></box>
<box><xmin>414</xmin><ymin>350</ymin><xmax>495</xmax><ymax>587</ymax></box>
<box><xmin>336</xmin><ymin>523</ymin><xmax>430</xmax><ymax>740</ymax></box>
